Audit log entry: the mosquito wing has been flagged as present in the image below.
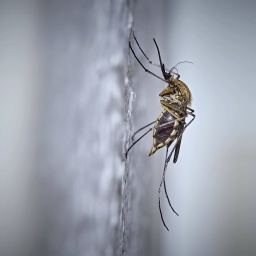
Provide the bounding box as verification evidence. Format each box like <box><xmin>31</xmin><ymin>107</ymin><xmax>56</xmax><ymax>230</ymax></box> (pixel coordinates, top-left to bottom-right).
<box><xmin>173</xmin><ymin>135</ymin><xmax>182</xmax><ymax>163</ymax></box>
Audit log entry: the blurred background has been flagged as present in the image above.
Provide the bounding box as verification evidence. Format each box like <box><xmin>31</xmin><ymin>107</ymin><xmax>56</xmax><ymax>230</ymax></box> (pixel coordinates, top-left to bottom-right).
<box><xmin>0</xmin><ymin>0</ymin><xmax>255</xmax><ymax>256</ymax></box>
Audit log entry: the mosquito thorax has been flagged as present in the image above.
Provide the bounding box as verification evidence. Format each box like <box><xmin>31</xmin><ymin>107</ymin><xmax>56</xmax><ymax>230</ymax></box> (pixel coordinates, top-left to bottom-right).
<box><xmin>166</xmin><ymin>76</ymin><xmax>192</xmax><ymax>107</ymax></box>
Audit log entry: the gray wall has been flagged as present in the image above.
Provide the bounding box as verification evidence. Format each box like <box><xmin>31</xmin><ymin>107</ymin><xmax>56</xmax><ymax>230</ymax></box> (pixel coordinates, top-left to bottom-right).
<box><xmin>0</xmin><ymin>0</ymin><xmax>256</xmax><ymax>256</ymax></box>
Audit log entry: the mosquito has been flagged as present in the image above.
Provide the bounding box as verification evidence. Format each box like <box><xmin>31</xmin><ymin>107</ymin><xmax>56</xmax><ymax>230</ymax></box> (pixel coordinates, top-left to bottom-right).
<box><xmin>126</xmin><ymin>32</ymin><xmax>196</xmax><ymax>231</ymax></box>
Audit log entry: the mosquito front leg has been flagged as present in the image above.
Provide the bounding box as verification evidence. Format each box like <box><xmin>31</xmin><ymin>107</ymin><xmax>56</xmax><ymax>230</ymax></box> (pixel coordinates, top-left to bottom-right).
<box><xmin>129</xmin><ymin>42</ymin><xmax>169</xmax><ymax>84</ymax></box>
<box><xmin>132</xmin><ymin>32</ymin><xmax>171</xmax><ymax>72</ymax></box>
<box><xmin>153</xmin><ymin>38</ymin><xmax>170</xmax><ymax>80</ymax></box>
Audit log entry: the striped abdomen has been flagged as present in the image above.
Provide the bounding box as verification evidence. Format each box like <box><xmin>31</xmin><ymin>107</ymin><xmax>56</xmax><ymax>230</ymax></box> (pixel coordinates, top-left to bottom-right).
<box><xmin>149</xmin><ymin>110</ymin><xmax>183</xmax><ymax>156</ymax></box>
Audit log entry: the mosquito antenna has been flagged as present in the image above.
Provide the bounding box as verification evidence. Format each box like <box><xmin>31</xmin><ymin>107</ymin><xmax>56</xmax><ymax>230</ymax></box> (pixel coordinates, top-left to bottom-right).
<box><xmin>170</xmin><ymin>61</ymin><xmax>193</xmax><ymax>73</ymax></box>
<box><xmin>174</xmin><ymin>61</ymin><xmax>193</xmax><ymax>68</ymax></box>
<box><xmin>172</xmin><ymin>67</ymin><xmax>179</xmax><ymax>73</ymax></box>
<box><xmin>171</xmin><ymin>68</ymin><xmax>180</xmax><ymax>79</ymax></box>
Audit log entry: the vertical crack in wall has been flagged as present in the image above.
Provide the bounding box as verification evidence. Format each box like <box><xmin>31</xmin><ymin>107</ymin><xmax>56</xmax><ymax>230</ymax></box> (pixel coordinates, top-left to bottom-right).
<box><xmin>120</xmin><ymin>23</ymin><xmax>135</xmax><ymax>255</ymax></box>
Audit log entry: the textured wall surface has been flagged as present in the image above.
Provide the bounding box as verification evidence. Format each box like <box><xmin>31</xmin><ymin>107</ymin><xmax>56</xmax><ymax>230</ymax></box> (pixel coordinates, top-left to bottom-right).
<box><xmin>37</xmin><ymin>1</ymin><xmax>132</xmax><ymax>255</ymax></box>
<box><xmin>1</xmin><ymin>0</ymin><xmax>256</xmax><ymax>256</ymax></box>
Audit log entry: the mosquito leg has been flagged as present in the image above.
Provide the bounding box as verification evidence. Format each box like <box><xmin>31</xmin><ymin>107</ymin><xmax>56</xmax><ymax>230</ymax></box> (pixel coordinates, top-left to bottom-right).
<box><xmin>158</xmin><ymin>147</ymin><xmax>170</xmax><ymax>231</ymax></box>
<box><xmin>165</xmin><ymin>114</ymin><xmax>195</xmax><ymax>165</ymax></box>
<box><xmin>132</xmin><ymin>116</ymin><xmax>185</xmax><ymax>141</ymax></box>
<box><xmin>125</xmin><ymin>127</ymin><xmax>152</xmax><ymax>158</ymax></box>
<box><xmin>184</xmin><ymin>107</ymin><xmax>195</xmax><ymax>132</ymax></box>
<box><xmin>159</xmin><ymin>196</ymin><xmax>169</xmax><ymax>231</ymax></box>
<box><xmin>187</xmin><ymin>107</ymin><xmax>195</xmax><ymax>113</ymax></box>
<box><xmin>129</xmin><ymin>42</ymin><xmax>168</xmax><ymax>84</ymax></box>
<box><xmin>175</xmin><ymin>74</ymin><xmax>180</xmax><ymax>80</ymax></box>
<box><xmin>163</xmin><ymin>144</ymin><xmax>179</xmax><ymax>215</ymax></box>
<box><xmin>164</xmin><ymin>176</ymin><xmax>179</xmax><ymax>216</ymax></box>
<box><xmin>132</xmin><ymin>32</ymin><xmax>188</xmax><ymax>80</ymax></box>
<box><xmin>132</xmin><ymin>32</ymin><xmax>171</xmax><ymax>72</ymax></box>
<box><xmin>131</xmin><ymin>121</ymin><xmax>155</xmax><ymax>141</ymax></box>
<box><xmin>159</xmin><ymin>141</ymin><xmax>183</xmax><ymax>230</ymax></box>
<box><xmin>133</xmin><ymin>116</ymin><xmax>185</xmax><ymax>141</ymax></box>
<box><xmin>132</xmin><ymin>116</ymin><xmax>185</xmax><ymax>142</ymax></box>
<box><xmin>128</xmin><ymin>116</ymin><xmax>185</xmax><ymax>159</ymax></box>
<box><xmin>153</xmin><ymin>38</ymin><xmax>170</xmax><ymax>80</ymax></box>
<box><xmin>185</xmin><ymin>112</ymin><xmax>196</xmax><ymax>127</ymax></box>
<box><xmin>132</xmin><ymin>32</ymin><xmax>153</xmax><ymax>65</ymax></box>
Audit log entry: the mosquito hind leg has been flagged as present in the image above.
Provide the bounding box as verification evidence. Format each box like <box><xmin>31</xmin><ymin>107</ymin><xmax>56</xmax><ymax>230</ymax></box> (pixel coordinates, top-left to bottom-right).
<box><xmin>164</xmin><ymin>176</ymin><xmax>179</xmax><ymax>216</ymax></box>
<box><xmin>159</xmin><ymin>145</ymin><xmax>178</xmax><ymax>231</ymax></box>
<box><xmin>125</xmin><ymin>127</ymin><xmax>153</xmax><ymax>158</ymax></box>
<box><xmin>131</xmin><ymin>121</ymin><xmax>155</xmax><ymax>141</ymax></box>
<box><xmin>158</xmin><ymin>147</ymin><xmax>170</xmax><ymax>231</ymax></box>
<box><xmin>163</xmin><ymin>145</ymin><xmax>179</xmax><ymax>215</ymax></box>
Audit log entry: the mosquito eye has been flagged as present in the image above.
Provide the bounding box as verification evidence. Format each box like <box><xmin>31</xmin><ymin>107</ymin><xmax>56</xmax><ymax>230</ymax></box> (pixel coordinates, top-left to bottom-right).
<box><xmin>164</xmin><ymin>74</ymin><xmax>171</xmax><ymax>80</ymax></box>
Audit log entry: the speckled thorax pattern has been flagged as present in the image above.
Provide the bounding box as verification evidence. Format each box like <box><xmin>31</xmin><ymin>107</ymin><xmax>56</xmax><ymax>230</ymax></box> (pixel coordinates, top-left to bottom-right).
<box><xmin>160</xmin><ymin>78</ymin><xmax>192</xmax><ymax>117</ymax></box>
